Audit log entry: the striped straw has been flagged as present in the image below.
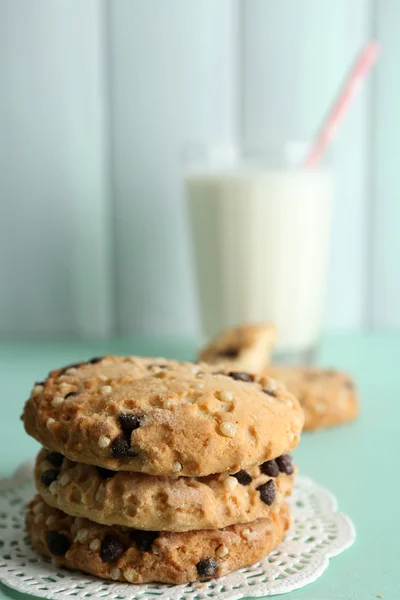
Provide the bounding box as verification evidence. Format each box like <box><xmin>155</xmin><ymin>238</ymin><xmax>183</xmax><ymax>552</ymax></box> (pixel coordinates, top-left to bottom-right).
<box><xmin>306</xmin><ymin>41</ymin><xmax>379</xmax><ymax>168</ymax></box>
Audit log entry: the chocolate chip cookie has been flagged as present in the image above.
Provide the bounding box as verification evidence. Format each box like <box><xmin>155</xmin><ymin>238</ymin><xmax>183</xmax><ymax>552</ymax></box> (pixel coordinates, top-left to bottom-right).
<box><xmin>23</xmin><ymin>356</ymin><xmax>303</xmax><ymax>477</ymax></box>
<box><xmin>35</xmin><ymin>448</ymin><xmax>295</xmax><ymax>531</ymax></box>
<box><xmin>198</xmin><ymin>323</ymin><xmax>276</xmax><ymax>373</ymax></box>
<box><xmin>263</xmin><ymin>366</ymin><xmax>359</xmax><ymax>431</ymax></box>
<box><xmin>27</xmin><ymin>495</ymin><xmax>290</xmax><ymax>584</ymax></box>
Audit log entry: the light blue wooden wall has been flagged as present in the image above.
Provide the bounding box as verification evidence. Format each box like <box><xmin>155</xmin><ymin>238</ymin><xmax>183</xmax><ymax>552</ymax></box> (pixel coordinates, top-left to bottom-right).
<box><xmin>0</xmin><ymin>0</ymin><xmax>396</xmax><ymax>337</ymax></box>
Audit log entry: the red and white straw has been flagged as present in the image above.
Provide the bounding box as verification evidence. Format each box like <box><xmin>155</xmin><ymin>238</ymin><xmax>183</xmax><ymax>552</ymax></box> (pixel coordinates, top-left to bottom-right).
<box><xmin>305</xmin><ymin>41</ymin><xmax>379</xmax><ymax>168</ymax></box>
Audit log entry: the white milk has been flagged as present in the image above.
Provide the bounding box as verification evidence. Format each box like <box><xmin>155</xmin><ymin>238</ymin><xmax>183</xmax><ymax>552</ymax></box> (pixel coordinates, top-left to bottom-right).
<box><xmin>186</xmin><ymin>167</ymin><xmax>333</xmax><ymax>355</ymax></box>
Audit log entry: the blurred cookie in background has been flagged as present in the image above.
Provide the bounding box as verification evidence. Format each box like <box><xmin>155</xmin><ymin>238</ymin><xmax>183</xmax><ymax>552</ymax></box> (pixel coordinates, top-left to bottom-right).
<box><xmin>198</xmin><ymin>323</ymin><xmax>276</xmax><ymax>373</ymax></box>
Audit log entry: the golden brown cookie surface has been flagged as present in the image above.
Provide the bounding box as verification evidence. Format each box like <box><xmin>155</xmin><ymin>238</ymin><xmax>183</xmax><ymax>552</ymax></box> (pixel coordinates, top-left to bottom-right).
<box><xmin>264</xmin><ymin>366</ymin><xmax>358</xmax><ymax>431</ymax></box>
<box><xmin>23</xmin><ymin>356</ymin><xmax>303</xmax><ymax>476</ymax></box>
<box><xmin>35</xmin><ymin>448</ymin><xmax>295</xmax><ymax>531</ymax></box>
<box><xmin>27</xmin><ymin>495</ymin><xmax>290</xmax><ymax>584</ymax></box>
<box><xmin>198</xmin><ymin>323</ymin><xmax>276</xmax><ymax>372</ymax></box>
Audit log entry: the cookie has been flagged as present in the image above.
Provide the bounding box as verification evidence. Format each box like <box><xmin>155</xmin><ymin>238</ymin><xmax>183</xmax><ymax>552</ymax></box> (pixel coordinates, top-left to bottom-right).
<box><xmin>198</xmin><ymin>323</ymin><xmax>276</xmax><ymax>373</ymax></box>
<box><xmin>263</xmin><ymin>366</ymin><xmax>358</xmax><ymax>431</ymax></box>
<box><xmin>27</xmin><ymin>495</ymin><xmax>290</xmax><ymax>584</ymax></box>
<box><xmin>23</xmin><ymin>356</ymin><xmax>303</xmax><ymax>477</ymax></box>
<box><xmin>35</xmin><ymin>448</ymin><xmax>295</xmax><ymax>531</ymax></box>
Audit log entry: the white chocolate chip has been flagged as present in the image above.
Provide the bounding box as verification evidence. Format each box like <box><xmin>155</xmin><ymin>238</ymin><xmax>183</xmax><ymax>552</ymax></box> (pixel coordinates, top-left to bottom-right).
<box><xmin>46</xmin><ymin>418</ymin><xmax>56</xmax><ymax>429</ymax></box>
<box><xmin>242</xmin><ymin>528</ymin><xmax>252</xmax><ymax>540</ymax></box>
<box><xmin>34</xmin><ymin>513</ymin><xmax>44</xmax><ymax>524</ymax></box>
<box><xmin>193</xmin><ymin>382</ymin><xmax>204</xmax><ymax>389</ymax></box>
<box><xmin>219</xmin><ymin>422</ymin><xmax>237</xmax><ymax>437</ymax></box>
<box><xmin>98</xmin><ymin>436</ymin><xmax>111</xmax><ymax>448</ymax></box>
<box><xmin>49</xmin><ymin>481</ymin><xmax>58</xmax><ymax>495</ymax></box>
<box><xmin>45</xmin><ymin>516</ymin><xmax>56</xmax><ymax>527</ymax></box>
<box><xmin>172</xmin><ymin>461</ymin><xmax>182</xmax><ymax>473</ymax></box>
<box><xmin>89</xmin><ymin>538</ymin><xmax>101</xmax><ymax>552</ymax></box>
<box><xmin>51</xmin><ymin>396</ymin><xmax>64</xmax><ymax>407</ymax></box>
<box><xmin>32</xmin><ymin>384</ymin><xmax>43</xmax><ymax>396</ymax></box>
<box><xmin>152</xmin><ymin>544</ymin><xmax>160</xmax><ymax>555</ymax></box>
<box><xmin>99</xmin><ymin>374</ymin><xmax>108</xmax><ymax>381</ymax></box>
<box><xmin>101</xmin><ymin>385</ymin><xmax>112</xmax><ymax>394</ymax></box>
<box><xmin>75</xmin><ymin>528</ymin><xmax>89</xmax><ymax>543</ymax></box>
<box><xmin>110</xmin><ymin>567</ymin><xmax>121</xmax><ymax>580</ymax></box>
<box><xmin>220</xmin><ymin>390</ymin><xmax>233</xmax><ymax>402</ymax></box>
<box><xmin>59</xmin><ymin>473</ymin><xmax>70</xmax><ymax>487</ymax></box>
<box><xmin>59</xmin><ymin>383</ymin><xmax>71</xmax><ymax>392</ymax></box>
<box><xmin>33</xmin><ymin>502</ymin><xmax>44</xmax><ymax>515</ymax></box>
<box><xmin>265</xmin><ymin>378</ymin><xmax>278</xmax><ymax>393</ymax></box>
<box><xmin>224</xmin><ymin>477</ymin><xmax>238</xmax><ymax>491</ymax></box>
<box><xmin>216</xmin><ymin>544</ymin><xmax>229</xmax><ymax>558</ymax></box>
<box><xmin>123</xmin><ymin>568</ymin><xmax>138</xmax><ymax>583</ymax></box>
<box><xmin>272</xmin><ymin>492</ymin><xmax>284</xmax><ymax>513</ymax></box>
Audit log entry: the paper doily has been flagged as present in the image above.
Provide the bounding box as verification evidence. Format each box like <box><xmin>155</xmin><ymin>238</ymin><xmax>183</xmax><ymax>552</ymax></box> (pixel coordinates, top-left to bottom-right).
<box><xmin>0</xmin><ymin>462</ymin><xmax>355</xmax><ymax>599</ymax></box>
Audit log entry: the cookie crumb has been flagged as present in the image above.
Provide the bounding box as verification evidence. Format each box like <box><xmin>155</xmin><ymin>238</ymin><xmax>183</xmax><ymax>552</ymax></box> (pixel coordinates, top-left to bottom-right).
<box><xmin>219</xmin><ymin>422</ymin><xmax>237</xmax><ymax>437</ymax></box>
<box><xmin>377</xmin><ymin>595</ymin><xmax>383</xmax><ymax>599</ymax></box>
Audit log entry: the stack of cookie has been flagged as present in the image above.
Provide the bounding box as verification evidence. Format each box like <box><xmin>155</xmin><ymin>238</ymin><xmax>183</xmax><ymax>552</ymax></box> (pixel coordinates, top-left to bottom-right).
<box><xmin>22</xmin><ymin>356</ymin><xmax>303</xmax><ymax>584</ymax></box>
<box><xmin>199</xmin><ymin>325</ymin><xmax>359</xmax><ymax>431</ymax></box>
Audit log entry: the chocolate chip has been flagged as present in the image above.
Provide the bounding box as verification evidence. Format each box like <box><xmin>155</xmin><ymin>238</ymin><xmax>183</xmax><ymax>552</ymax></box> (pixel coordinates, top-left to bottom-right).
<box><xmin>217</xmin><ymin>347</ymin><xmax>239</xmax><ymax>359</ymax></box>
<box><xmin>228</xmin><ymin>372</ymin><xmax>254</xmax><ymax>382</ymax></box>
<box><xmin>130</xmin><ymin>530</ymin><xmax>159</xmax><ymax>551</ymax></box>
<box><xmin>196</xmin><ymin>557</ymin><xmax>218</xmax><ymax>578</ymax></box>
<box><xmin>100</xmin><ymin>534</ymin><xmax>125</xmax><ymax>563</ymax></box>
<box><xmin>119</xmin><ymin>414</ymin><xmax>141</xmax><ymax>435</ymax></box>
<box><xmin>96</xmin><ymin>467</ymin><xmax>117</xmax><ymax>479</ymax></box>
<box><xmin>260</xmin><ymin>460</ymin><xmax>279</xmax><ymax>477</ymax></box>
<box><xmin>276</xmin><ymin>454</ymin><xmax>294</xmax><ymax>475</ymax></box>
<box><xmin>263</xmin><ymin>388</ymin><xmax>277</xmax><ymax>397</ymax></box>
<box><xmin>232</xmin><ymin>470</ymin><xmax>252</xmax><ymax>485</ymax></box>
<box><xmin>111</xmin><ymin>436</ymin><xmax>130</xmax><ymax>458</ymax></box>
<box><xmin>64</xmin><ymin>391</ymin><xmax>78</xmax><ymax>399</ymax></box>
<box><xmin>257</xmin><ymin>479</ymin><xmax>276</xmax><ymax>505</ymax></box>
<box><xmin>46</xmin><ymin>452</ymin><xmax>64</xmax><ymax>467</ymax></box>
<box><xmin>41</xmin><ymin>469</ymin><xmax>59</xmax><ymax>486</ymax></box>
<box><xmin>46</xmin><ymin>531</ymin><xmax>71</xmax><ymax>556</ymax></box>
<box><xmin>87</xmin><ymin>357</ymin><xmax>103</xmax><ymax>364</ymax></box>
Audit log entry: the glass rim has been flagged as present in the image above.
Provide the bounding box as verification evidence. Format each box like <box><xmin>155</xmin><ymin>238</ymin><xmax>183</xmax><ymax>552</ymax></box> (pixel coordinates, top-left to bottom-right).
<box><xmin>182</xmin><ymin>141</ymin><xmax>332</xmax><ymax>169</ymax></box>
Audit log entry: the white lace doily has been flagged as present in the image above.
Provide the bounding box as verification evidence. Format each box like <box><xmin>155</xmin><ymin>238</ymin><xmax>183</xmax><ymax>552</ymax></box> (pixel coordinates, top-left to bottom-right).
<box><xmin>0</xmin><ymin>462</ymin><xmax>355</xmax><ymax>599</ymax></box>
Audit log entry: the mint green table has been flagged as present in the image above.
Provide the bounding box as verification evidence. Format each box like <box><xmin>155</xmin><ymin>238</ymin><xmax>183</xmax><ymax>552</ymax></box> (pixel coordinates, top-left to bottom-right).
<box><xmin>0</xmin><ymin>334</ymin><xmax>398</xmax><ymax>600</ymax></box>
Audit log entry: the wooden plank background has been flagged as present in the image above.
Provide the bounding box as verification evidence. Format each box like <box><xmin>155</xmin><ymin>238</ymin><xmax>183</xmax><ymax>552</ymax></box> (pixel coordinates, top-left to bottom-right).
<box><xmin>0</xmin><ymin>0</ymin><xmax>396</xmax><ymax>337</ymax></box>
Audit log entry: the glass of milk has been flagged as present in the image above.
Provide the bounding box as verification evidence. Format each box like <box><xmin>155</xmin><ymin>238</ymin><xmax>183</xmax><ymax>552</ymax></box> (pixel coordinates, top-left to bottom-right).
<box><xmin>184</xmin><ymin>143</ymin><xmax>333</xmax><ymax>363</ymax></box>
